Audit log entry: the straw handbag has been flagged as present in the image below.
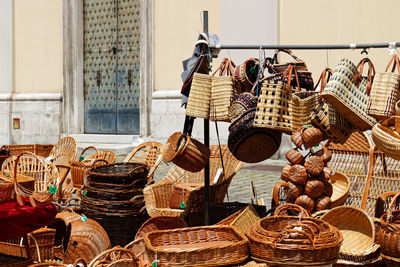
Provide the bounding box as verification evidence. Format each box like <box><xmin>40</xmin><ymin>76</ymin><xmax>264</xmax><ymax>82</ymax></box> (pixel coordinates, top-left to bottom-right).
<box><xmin>367</xmin><ymin>54</ymin><xmax>400</xmax><ymax>120</ymax></box>
<box><xmin>266</xmin><ymin>49</ymin><xmax>314</xmax><ymax>91</ymax></box>
<box><xmin>253</xmin><ymin>64</ymin><xmax>301</xmax><ymax>134</ymax></box>
<box><xmin>210</xmin><ymin>58</ymin><xmax>236</xmax><ymax>122</ymax></box>
<box><xmin>321</xmin><ymin>58</ymin><xmax>378</xmax><ymax>130</ymax></box>
<box><xmin>371</xmin><ymin>116</ymin><xmax>400</xmax><ymax>160</ymax></box>
<box><xmin>186</xmin><ymin>72</ymin><xmax>212</xmax><ymax>119</ymax></box>
<box><xmin>311</xmin><ymin>68</ymin><xmax>354</xmax><ymax>143</ymax></box>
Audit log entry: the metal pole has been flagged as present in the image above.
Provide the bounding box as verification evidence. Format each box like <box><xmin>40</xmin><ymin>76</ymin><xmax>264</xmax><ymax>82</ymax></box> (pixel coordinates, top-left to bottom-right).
<box><xmin>210</xmin><ymin>42</ymin><xmax>400</xmax><ymax>50</ymax></box>
<box><xmin>203</xmin><ymin>10</ymin><xmax>210</xmax><ymax>226</ymax></box>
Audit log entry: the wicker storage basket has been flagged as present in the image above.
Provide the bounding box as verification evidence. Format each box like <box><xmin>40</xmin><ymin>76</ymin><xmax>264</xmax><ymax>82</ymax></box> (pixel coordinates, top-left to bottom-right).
<box><xmin>372</xmin><ymin>116</ymin><xmax>400</xmax><ymax>160</ymax></box>
<box><xmin>4</xmin><ymin>144</ymin><xmax>54</xmax><ymax>157</ymax></box>
<box><xmin>186</xmin><ymin>72</ymin><xmax>212</xmax><ymax>119</ymax></box>
<box><xmin>367</xmin><ymin>54</ymin><xmax>400</xmax><ymax>120</ymax></box>
<box><xmin>291</xmin><ymin>90</ymin><xmax>319</xmax><ymax>132</ymax></box>
<box><xmin>321</xmin><ymin>58</ymin><xmax>378</xmax><ymax>130</ymax></box>
<box><xmin>377</xmin><ymin>193</ymin><xmax>400</xmax><ymax>258</ymax></box>
<box><xmin>234</xmin><ymin>58</ymin><xmax>259</xmax><ymax>93</ymax></box>
<box><xmin>328</xmin><ymin>172</ymin><xmax>350</xmax><ymax>208</ymax></box>
<box><xmin>142</xmin><ymin>225</ymin><xmax>249</xmax><ymax>266</ymax></box>
<box><xmin>228</xmin><ymin>107</ymin><xmax>282</xmax><ymax>163</ymax></box>
<box><xmin>320</xmin><ymin>206</ymin><xmax>381</xmax><ymax>265</ymax></box>
<box><xmin>210</xmin><ymin>58</ymin><xmax>236</xmax><ymax>122</ymax></box>
<box><xmin>162</xmin><ymin>132</ymin><xmax>210</xmax><ymax>172</ymax></box>
<box><xmin>216</xmin><ymin>205</ymin><xmax>260</xmax><ymax>235</ymax></box>
<box><xmin>87</xmin><ymin>162</ymin><xmax>149</xmax><ymax>185</ymax></box>
<box><xmin>228</xmin><ymin>92</ymin><xmax>258</xmax><ymax>122</ymax></box>
<box><xmin>247</xmin><ymin>204</ymin><xmax>342</xmax><ymax>265</ymax></box>
<box><xmin>134</xmin><ymin>215</ymin><xmax>188</xmax><ymax>240</ymax></box>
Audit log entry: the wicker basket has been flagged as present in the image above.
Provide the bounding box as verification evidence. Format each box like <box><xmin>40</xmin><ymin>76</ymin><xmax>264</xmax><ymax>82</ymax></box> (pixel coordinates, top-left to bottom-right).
<box><xmin>247</xmin><ymin>204</ymin><xmax>342</xmax><ymax>265</ymax></box>
<box><xmin>125</xmin><ymin>238</ymin><xmax>149</xmax><ymax>266</ymax></box>
<box><xmin>321</xmin><ymin>58</ymin><xmax>378</xmax><ymax>130</ymax></box>
<box><xmin>234</xmin><ymin>58</ymin><xmax>259</xmax><ymax>93</ymax></box>
<box><xmin>228</xmin><ymin>108</ymin><xmax>282</xmax><ymax>163</ymax></box>
<box><xmin>320</xmin><ymin>206</ymin><xmax>381</xmax><ymax>265</ymax></box>
<box><xmin>87</xmin><ymin>162</ymin><xmax>149</xmax><ymax>185</ymax></box>
<box><xmin>228</xmin><ymin>92</ymin><xmax>258</xmax><ymax>122</ymax></box>
<box><xmin>0</xmin><ymin>179</ymin><xmax>14</xmax><ymax>203</ymax></box>
<box><xmin>134</xmin><ymin>215</ymin><xmax>188</xmax><ymax>240</ymax></box>
<box><xmin>291</xmin><ymin>90</ymin><xmax>319</xmax><ymax>132</ymax></box>
<box><xmin>88</xmin><ymin>247</ymin><xmax>140</xmax><ymax>267</ymax></box>
<box><xmin>143</xmin><ymin>225</ymin><xmax>249</xmax><ymax>266</ymax></box>
<box><xmin>377</xmin><ymin>193</ymin><xmax>400</xmax><ymax>258</ymax></box>
<box><xmin>4</xmin><ymin>144</ymin><xmax>54</xmax><ymax>157</ymax></box>
<box><xmin>162</xmin><ymin>132</ymin><xmax>210</xmax><ymax>172</ymax></box>
<box><xmin>372</xmin><ymin>116</ymin><xmax>400</xmax><ymax>160</ymax></box>
<box><xmin>327</xmin><ymin>172</ymin><xmax>350</xmax><ymax>208</ymax></box>
<box><xmin>367</xmin><ymin>53</ymin><xmax>400</xmax><ymax>120</ymax></box>
<box><xmin>186</xmin><ymin>72</ymin><xmax>212</xmax><ymax>119</ymax></box>
<box><xmin>216</xmin><ymin>204</ymin><xmax>260</xmax><ymax>235</ymax></box>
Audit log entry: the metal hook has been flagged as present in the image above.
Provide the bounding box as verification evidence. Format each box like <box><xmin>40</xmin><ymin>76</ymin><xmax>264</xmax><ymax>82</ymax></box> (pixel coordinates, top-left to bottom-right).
<box><xmin>361</xmin><ymin>48</ymin><xmax>369</xmax><ymax>57</ymax></box>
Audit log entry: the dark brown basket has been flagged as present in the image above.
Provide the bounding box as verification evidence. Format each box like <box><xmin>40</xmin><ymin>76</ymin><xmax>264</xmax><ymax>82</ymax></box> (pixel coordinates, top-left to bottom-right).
<box><xmin>162</xmin><ymin>132</ymin><xmax>210</xmax><ymax>173</ymax></box>
<box><xmin>228</xmin><ymin>107</ymin><xmax>282</xmax><ymax>163</ymax></box>
<box><xmin>84</xmin><ymin>183</ymin><xmax>142</xmax><ymax>201</ymax></box>
<box><xmin>87</xmin><ymin>162</ymin><xmax>149</xmax><ymax>185</ymax></box>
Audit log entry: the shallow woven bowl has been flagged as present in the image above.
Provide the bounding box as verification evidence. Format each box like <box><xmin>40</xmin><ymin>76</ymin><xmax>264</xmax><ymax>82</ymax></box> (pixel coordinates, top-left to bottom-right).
<box><xmin>328</xmin><ymin>172</ymin><xmax>350</xmax><ymax>208</ymax></box>
<box><xmin>321</xmin><ymin>206</ymin><xmax>376</xmax><ymax>261</ymax></box>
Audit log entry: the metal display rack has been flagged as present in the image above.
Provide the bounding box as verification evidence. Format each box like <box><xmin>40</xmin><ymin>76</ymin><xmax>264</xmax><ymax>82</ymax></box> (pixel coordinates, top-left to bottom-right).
<box><xmin>200</xmin><ymin>10</ymin><xmax>400</xmax><ymax>225</ymax></box>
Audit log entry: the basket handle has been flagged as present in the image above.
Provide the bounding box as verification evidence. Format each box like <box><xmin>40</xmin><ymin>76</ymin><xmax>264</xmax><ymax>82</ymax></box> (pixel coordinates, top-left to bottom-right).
<box><xmin>273</xmin><ymin>227</ymin><xmax>315</xmax><ymax>252</ymax></box>
<box><xmin>355</xmin><ymin>57</ymin><xmax>375</xmax><ymax>95</ymax></box>
<box><xmin>130</xmin><ymin>194</ymin><xmax>144</xmax><ymax>202</ymax></box>
<box><xmin>282</xmin><ymin>64</ymin><xmax>301</xmax><ymax>94</ymax></box>
<box><xmin>386</xmin><ymin>192</ymin><xmax>400</xmax><ymax>222</ymax></box>
<box><xmin>376</xmin><ymin>116</ymin><xmax>400</xmax><ymax>140</ymax></box>
<box><xmin>78</xmin><ymin>146</ymin><xmax>99</xmax><ymax>161</ymax></box>
<box><xmin>273</xmin><ymin>203</ymin><xmax>311</xmax><ymax>217</ymax></box>
<box><xmin>385</xmin><ymin>53</ymin><xmax>400</xmax><ymax>75</ymax></box>
<box><xmin>88</xmin><ymin>247</ymin><xmax>138</xmax><ymax>267</ymax></box>
<box><xmin>74</xmin><ymin>258</ymin><xmax>87</xmax><ymax>267</ymax></box>
<box><xmin>91</xmin><ymin>158</ymin><xmax>109</xmax><ymax>167</ymax></box>
<box><xmin>272</xmin><ymin>49</ymin><xmax>303</xmax><ymax>64</ymax></box>
<box><xmin>128</xmin><ymin>164</ymin><xmax>150</xmax><ymax>177</ymax></box>
<box><xmin>314</xmin><ymin>67</ymin><xmax>333</xmax><ymax>100</ymax></box>
<box><xmin>212</xmin><ymin>58</ymin><xmax>229</xmax><ymax>76</ymax></box>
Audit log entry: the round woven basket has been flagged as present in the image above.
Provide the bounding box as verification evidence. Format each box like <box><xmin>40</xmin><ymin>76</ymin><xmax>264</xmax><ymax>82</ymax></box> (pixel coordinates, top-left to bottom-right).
<box><xmin>234</xmin><ymin>58</ymin><xmax>259</xmax><ymax>93</ymax></box>
<box><xmin>320</xmin><ymin>206</ymin><xmax>380</xmax><ymax>264</ymax></box>
<box><xmin>162</xmin><ymin>132</ymin><xmax>210</xmax><ymax>172</ymax></box>
<box><xmin>328</xmin><ymin>172</ymin><xmax>350</xmax><ymax>208</ymax></box>
<box><xmin>228</xmin><ymin>108</ymin><xmax>282</xmax><ymax>163</ymax></box>
<box><xmin>372</xmin><ymin>116</ymin><xmax>400</xmax><ymax>160</ymax></box>
<box><xmin>228</xmin><ymin>92</ymin><xmax>258</xmax><ymax>122</ymax></box>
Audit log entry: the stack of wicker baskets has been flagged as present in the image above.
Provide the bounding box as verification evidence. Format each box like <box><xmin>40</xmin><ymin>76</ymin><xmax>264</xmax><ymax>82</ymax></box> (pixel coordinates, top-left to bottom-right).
<box><xmin>80</xmin><ymin>162</ymin><xmax>150</xmax><ymax>247</ymax></box>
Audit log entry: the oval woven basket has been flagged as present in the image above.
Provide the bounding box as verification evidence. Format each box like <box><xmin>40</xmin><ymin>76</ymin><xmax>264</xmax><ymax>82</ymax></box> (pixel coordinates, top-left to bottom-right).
<box><xmin>247</xmin><ymin>204</ymin><xmax>342</xmax><ymax>265</ymax></box>
<box><xmin>372</xmin><ymin>116</ymin><xmax>400</xmax><ymax>160</ymax></box>
<box><xmin>228</xmin><ymin>107</ymin><xmax>282</xmax><ymax>163</ymax></box>
<box><xmin>320</xmin><ymin>206</ymin><xmax>381</xmax><ymax>264</ymax></box>
<box><xmin>87</xmin><ymin>163</ymin><xmax>149</xmax><ymax>185</ymax></box>
<box><xmin>134</xmin><ymin>215</ymin><xmax>188</xmax><ymax>240</ymax></box>
<box><xmin>162</xmin><ymin>132</ymin><xmax>210</xmax><ymax>172</ymax></box>
<box><xmin>378</xmin><ymin>193</ymin><xmax>400</xmax><ymax>258</ymax></box>
<box><xmin>328</xmin><ymin>172</ymin><xmax>350</xmax><ymax>208</ymax></box>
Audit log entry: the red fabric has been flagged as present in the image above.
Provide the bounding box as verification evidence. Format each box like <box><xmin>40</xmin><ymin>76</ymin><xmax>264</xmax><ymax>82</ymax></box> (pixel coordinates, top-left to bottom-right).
<box><xmin>0</xmin><ymin>198</ymin><xmax>57</xmax><ymax>241</ymax></box>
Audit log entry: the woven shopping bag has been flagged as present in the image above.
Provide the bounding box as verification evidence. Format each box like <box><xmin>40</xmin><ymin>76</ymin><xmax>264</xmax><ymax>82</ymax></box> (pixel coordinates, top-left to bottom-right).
<box><xmin>266</xmin><ymin>49</ymin><xmax>314</xmax><ymax>91</ymax></box>
<box><xmin>186</xmin><ymin>72</ymin><xmax>212</xmax><ymax>119</ymax></box>
<box><xmin>291</xmin><ymin>88</ymin><xmax>319</xmax><ymax>132</ymax></box>
<box><xmin>311</xmin><ymin>68</ymin><xmax>354</xmax><ymax>143</ymax></box>
<box><xmin>253</xmin><ymin>64</ymin><xmax>301</xmax><ymax>134</ymax></box>
<box><xmin>367</xmin><ymin>54</ymin><xmax>400</xmax><ymax>120</ymax></box>
<box><xmin>321</xmin><ymin>58</ymin><xmax>378</xmax><ymax>130</ymax></box>
<box><xmin>210</xmin><ymin>58</ymin><xmax>236</xmax><ymax>122</ymax></box>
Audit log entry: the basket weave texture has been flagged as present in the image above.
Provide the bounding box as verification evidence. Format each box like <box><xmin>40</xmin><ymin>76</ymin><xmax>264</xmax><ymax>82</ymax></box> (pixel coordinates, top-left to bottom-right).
<box><xmin>216</xmin><ymin>204</ymin><xmax>260</xmax><ymax>235</ymax></box>
<box><xmin>228</xmin><ymin>92</ymin><xmax>258</xmax><ymax>122</ymax></box>
<box><xmin>372</xmin><ymin>116</ymin><xmax>400</xmax><ymax>160</ymax></box>
<box><xmin>186</xmin><ymin>72</ymin><xmax>212</xmax><ymax>119</ymax></box>
<box><xmin>321</xmin><ymin>58</ymin><xmax>378</xmax><ymax>130</ymax></box>
<box><xmin>142</xmin><ymin>225</ymin><xmax>249</xmax><ymax>266</ymax></box>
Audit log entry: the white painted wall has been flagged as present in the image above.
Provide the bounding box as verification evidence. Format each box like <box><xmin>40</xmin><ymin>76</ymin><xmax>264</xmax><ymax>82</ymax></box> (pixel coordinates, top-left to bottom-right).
<box><xmin>0</xmin><ymin>0</ymin><xmax>12</xmax><ymax>94</ymax></box>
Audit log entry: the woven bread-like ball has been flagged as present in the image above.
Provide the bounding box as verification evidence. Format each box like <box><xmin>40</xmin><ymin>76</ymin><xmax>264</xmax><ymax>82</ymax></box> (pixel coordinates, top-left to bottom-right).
<box><xmin>291</xmin><ymin>128</ymin><xmax>304</xmax><ymax>149</ymax></box>
<box><xmin>284</xmin><ymin>181</ymin><xmax>303</xmax><ymax>200</ymax></box>
<box><xmin>319</xmin><ymin>167</ymin><xmax>332</xmax><ymax>183</ymax></box>
<box><xmin>305</xmin><ymin>178</ymin><xmax>325</xmax><ymax>198</ymax></box>
<box><xmin>315</xmin><ymin>195</ymin><xmax>332</xmax><ymax>211</ymax></box>
<box><xmin>285</xmin><ymin>194</ymin><xmax>296</xmax><ymax>204</ymax></box>
<box><xmin>324</xmin><ymin>182</ymin><xmax>333</xmax><ymax>197</ymax></box>
<box><xmin>302</xmin><ymin>127</ymin><xmax>323</xmax><ymax>148</ymax></box>
<box><xmin>314</xmin><ymin>147</ymin><xmax>332</xmax><ymax>165</ymax></box>
<box><xmin>281</xmin><ymin>164</ymin><xmax>292</xmax><ymax>182</ymax></box>
<box><xmin>295</xmin><ymin>195</ymin><xmax>315</xmax><ymax>212</ymax></box>
<box><xmin>289</xmin><ymin>165</ymin><xmax>308</xmax><ymax>185</ymax></box>
<box><xmin>285</xmin><ymin>149</ymin><xmax>305</xmax><ymax>165</ymax></box>
<box><xmin>304</xmin><ymin>156</ymin><xmax>324</xmax><ymax>176</ymax></box>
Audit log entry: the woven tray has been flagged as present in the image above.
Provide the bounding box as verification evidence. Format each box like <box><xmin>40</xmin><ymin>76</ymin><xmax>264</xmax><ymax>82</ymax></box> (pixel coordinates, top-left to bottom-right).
<box><xmin>320</xmin><ymin>206</ymin><xmax>380</xmax><ymax>264</ymax></box>
<box><xmin>143</xmin><ymin>225</ymin><xmax>249</xmax><ymax>266</ymax></box>
<box><xmin>328</xmin><ymin>172</ymin><xmax>350</xmax><ymax>208</ymax></box>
